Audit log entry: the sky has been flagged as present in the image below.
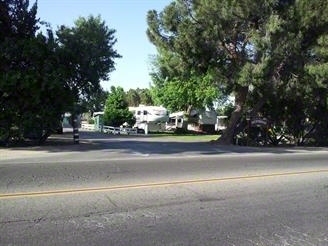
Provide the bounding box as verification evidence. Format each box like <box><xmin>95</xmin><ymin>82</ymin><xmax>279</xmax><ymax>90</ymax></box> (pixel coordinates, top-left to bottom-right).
<box><xmin>36</xmin><ymin>0</ymin><xmax>171</xmax><ymax>91</ymax></box>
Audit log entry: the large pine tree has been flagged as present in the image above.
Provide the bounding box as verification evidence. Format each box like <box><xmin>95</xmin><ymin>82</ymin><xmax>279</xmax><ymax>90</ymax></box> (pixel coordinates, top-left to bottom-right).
<box><xmin>147</xmin><ymin>0</ymin><xmax>328</xmax><ymax>144</ymax></box>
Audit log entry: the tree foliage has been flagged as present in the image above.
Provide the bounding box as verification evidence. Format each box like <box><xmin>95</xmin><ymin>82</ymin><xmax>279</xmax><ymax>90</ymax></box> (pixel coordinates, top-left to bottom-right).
<box><xmin>0</xmin><ymin>1</ymin><xmax>120</xmax><ymax>145</ymax></box>
<box><xmin>56</xmin><ymin>16</ymin><xmax>121</xmax><ymax>103</ymax></box>
<box><xmin>0</xmin><ymin>0</ymin><xmax>66</xmax><ymax>144</ymax></box>
<box><xmin>247</xmin><ymin>0</ymin><xmax>328</xmax><ymax>145</ymax></box>
<box><xmin>147</xmin><ymin>0</ymin><xmax>260</xmax><ymax>133</ymax></box>
<box><xmin>126</xmin><ymin>89</ymin><xmax>141</xmax><ymax>107</ymax></box>
<box><xmin>151</xmin><ymin>72</ymin><xmax>219</xmax><ymax>112</ymax></box>
<box><xmin>80</xmin><ymin>88</ymin><xmax>109</xmax><ymax>115</ymax></box>
<box><xmin>138</xmin><ymin>88</ymin><xmax>154</xmax><ymax>106</ymax></box>
<box><xmin>147</xmin><ymin>1</ymin><xmax>223</xmax><ymax>114</ymax></box>
<box><xmin>126</xmin><ymin>88</ymin><xmax>154</xmax><ymax>106</ymax></box>
<box><xmin>103</xmin><ymin>86</ymin><xmax>135</xmax><ymax>127</ymax></box>
<box><xmin>147</xmin><ymin>0</ymin><xmax>328</xmax><ymax>145</ymax></box>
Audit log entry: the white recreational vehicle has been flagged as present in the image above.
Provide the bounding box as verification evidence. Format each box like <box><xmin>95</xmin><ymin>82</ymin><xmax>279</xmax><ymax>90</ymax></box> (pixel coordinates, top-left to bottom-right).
<box><xmin>166</xmin><ymin>109</ymin><xmax>217</xmax><ymax>133</ymax></box>
<box><xmin>166</xmin><ymin>109</ymin><xmax>226</xmax><ymax>133</ymax></box>
<box><xmin>129</xmin><ymin>105</ymin><xmax>169</xmax><ymax>123</ymax></box>
<box><xmin>128</xmin><ymin>105</ymin><xmax>169</xmax><ymax>132</ymax></box>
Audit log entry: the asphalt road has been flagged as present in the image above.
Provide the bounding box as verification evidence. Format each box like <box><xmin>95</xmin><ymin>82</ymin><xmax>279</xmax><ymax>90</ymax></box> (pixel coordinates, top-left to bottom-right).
<box><xmin>1</xmin><ymin>132</ymin><xmax>328</xmax><ymax>245</ymax></box>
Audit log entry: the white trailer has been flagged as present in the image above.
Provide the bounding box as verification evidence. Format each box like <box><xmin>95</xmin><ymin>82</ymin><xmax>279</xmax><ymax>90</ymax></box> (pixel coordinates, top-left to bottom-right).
<box><xmin>129</xmin><ymin>105</ymin><xmax>169</xmax><ymax>133</ymax></box>
<box><xmin>167</xmin><ymin>109</ymin><xmax>218</xmax><ymax>133</ymax></box>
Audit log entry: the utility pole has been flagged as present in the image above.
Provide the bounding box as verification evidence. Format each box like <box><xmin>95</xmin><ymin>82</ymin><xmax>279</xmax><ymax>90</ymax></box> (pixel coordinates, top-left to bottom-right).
<box><xmin>73</xmin><ymin>116</ymin><xmax>79</xmax><ymax>144</ymax></box>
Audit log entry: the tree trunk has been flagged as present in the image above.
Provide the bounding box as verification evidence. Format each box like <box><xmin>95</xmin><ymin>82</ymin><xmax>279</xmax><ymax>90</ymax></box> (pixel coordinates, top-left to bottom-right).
<box><xmin>217</xmin><ymin>86</ymin><xmax>248</xmax><ymax>145</ymax></box>
<box><xmin>250</xmin><ymin>97</ymin><xmax>266</xmax><ymax>118</ymax></box>
<box><xmin>180</xmin><ymin>105</ymin><xmax>193</xmax><ymax>132</ymax></box>
<box><xmin>38</xmin><ymin>130</ymin><xmax>51</xmax><ymax>145</ymax></box>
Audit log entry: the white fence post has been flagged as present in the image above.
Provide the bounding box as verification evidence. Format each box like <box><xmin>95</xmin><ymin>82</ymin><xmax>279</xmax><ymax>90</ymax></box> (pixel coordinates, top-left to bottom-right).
<box><xmin>81</xmin><ymin>122</ymin><xmax>139</xmax><ymax>135</ymax></box>
<box><xmin>81</xmin><ymin>123</ymin><xmax>95</xmax><ymax>131</ymax></box>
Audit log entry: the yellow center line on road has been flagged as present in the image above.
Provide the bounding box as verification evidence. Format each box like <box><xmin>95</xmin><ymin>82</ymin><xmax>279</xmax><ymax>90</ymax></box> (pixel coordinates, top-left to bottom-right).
<box><xmin>1</xmin><ymin>169</ymin><xmax>328</xmax><ymax>200</ymax></box>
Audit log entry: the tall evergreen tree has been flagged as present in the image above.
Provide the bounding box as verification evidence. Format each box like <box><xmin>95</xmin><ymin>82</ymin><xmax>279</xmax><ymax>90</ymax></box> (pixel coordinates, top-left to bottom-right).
<box><xmin>126</xmin><ymin>89</ymin><xmax>141</xmax><ymax>106</ymax></box>
<box><xmin>0</xmin><ymin>0</ymin><xmax>66</xmax><ymax>144</ymax></box>
<box><xmin>147</xmin><ymin>0</ymin><xmax>328</xmax><ymax>144</ymax></box>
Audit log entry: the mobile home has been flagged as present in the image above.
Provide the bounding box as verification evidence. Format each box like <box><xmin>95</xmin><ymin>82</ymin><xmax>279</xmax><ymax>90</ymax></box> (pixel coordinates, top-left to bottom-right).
<box><xmin>128</xmin><ymin>105</ymin><xmax>169</xmax><ymax>132</ymax></box>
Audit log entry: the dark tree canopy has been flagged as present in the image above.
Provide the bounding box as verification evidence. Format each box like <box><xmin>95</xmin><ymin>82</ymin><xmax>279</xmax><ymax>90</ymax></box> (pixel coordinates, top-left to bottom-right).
<box><xmin>125</xmin><ymin>88</ymin><xmax>154</xmax><ymax>107</ymax></box>
<box><xmin>147</xmin><ymin>0</ymin><xmax>328</xmax><ymax>145</ymax></box>
<box><xmin>0</xmin><ymin>1</ymin><xmax>121</xmax><ymax>145</ymax></box>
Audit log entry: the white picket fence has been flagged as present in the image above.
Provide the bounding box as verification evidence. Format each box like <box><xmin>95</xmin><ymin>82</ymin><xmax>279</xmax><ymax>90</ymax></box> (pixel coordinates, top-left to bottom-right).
<box><xmin>102</xmin><ymin>126</ymin><xmax>137</xmax><ymax>135</ymax></box>
<box><xmin>81</xmin><ymin>123</ymin><xmax>95</xmax><ymax>131</ymax></box>
<box><xmin>81</xmin><ymin>122</ymin><xmax>138</xmax><ymax>135</ymax></box>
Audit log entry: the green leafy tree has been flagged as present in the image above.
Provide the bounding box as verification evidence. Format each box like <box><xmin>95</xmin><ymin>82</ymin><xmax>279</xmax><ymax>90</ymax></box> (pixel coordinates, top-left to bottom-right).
<box><xmin>137</xmin><ymin>88</ymin><xmax>154</xmax><ymax>105</ymax></box>
<box><xmin>302</xmin><ymin>33</ymin><xmax>328</xmax><ymax>145</ymax></box>
<box><xmin>80</xmin><ymin>88</ymin><xmax>109</xmax><ymax>114</ymax></box>
<box><xmin>147</xmin><ymin>0</ymin><xmax>259</xmax><ymax>137</ymax></box>
<box><xmin>151</xmin><ymin>72</ymin><xmax>219</xmax><ymax>112</ymax></box>
<box><xmin>126</xmin><ymin>88</ymin><xmax>154</xmax><ymax>106</ymax></box>
<box><xmin>147</xmin><ymin>0</ymin><xmax>328</xmax><ymax>144</ymax></box>
<box><xmin>0</xmin><ymin>2</ymin><xmax>121</xmax><ymax>145</ymax></box>
<box><xmin>126</xmin><ymin>89</ymin><xmax>141</xmax><ymax>106</ymax></box>
<box><xmin>56</xmin><ymin>16</ymin><xmax>120</xmax><ymax>102</ymax></box>
<box><xmin>103</xmin><ymin>86</ymin><xmax>135</xmax><ymax>127</ymax></box>
<box><xmin>247</xmin><ymin>0</ymin><xmax>328</xmax><ymax>146</ymax></box>
<box><xmin>0</xmin><ymin>0</ymin><xmax>68</xmax><ymax>144</ymax></box>
<box><xmin>56</xmin><ymin>15</ymin><xmax>121</xmax><ymax>131</ymax></box>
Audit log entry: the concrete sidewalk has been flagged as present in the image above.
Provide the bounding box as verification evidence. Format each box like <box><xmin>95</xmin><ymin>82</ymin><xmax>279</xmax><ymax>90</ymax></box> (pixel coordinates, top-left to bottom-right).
<box><xmin>0</xmin><ymin>132</ymin><xmax>92</xmax><ymax>161</ymax></box>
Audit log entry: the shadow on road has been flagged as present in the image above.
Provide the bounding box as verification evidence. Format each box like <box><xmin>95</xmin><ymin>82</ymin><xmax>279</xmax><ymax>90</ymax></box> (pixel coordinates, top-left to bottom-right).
<box><xmin>1</xmin><ymin>131</ymin><xmax>327</xmax><ymax>157</ymax></box>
